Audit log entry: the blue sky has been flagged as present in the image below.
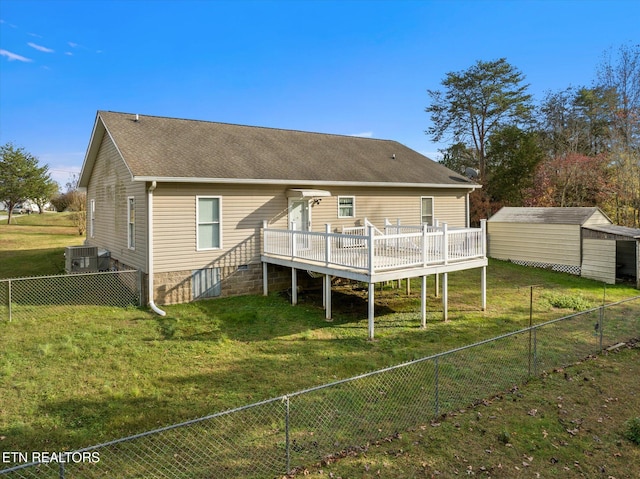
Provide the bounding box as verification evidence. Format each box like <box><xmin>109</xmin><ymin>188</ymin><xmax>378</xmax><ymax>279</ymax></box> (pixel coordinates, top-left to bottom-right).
<box><xmin>1</xmin><ymin>0</ymin><xmax>639</xmax><ymax>187</ymax></box>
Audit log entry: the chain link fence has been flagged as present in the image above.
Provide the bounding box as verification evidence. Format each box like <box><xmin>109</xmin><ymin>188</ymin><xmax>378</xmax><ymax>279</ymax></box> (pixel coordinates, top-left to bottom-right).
<box><xmin>0</xmin><ymin>271</ymin><xmax>143</xmax><ymax>322</ymax></box>
<box><xmin>1</xmin><ymin>296</ymin><xmax>639</xmax><ymax>478</ymax></box>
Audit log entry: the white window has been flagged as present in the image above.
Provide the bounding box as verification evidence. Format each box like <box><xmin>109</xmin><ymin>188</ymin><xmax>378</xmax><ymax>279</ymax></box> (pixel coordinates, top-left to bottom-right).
<box><xmin>197</xmin><ymin>196</ymin><xmax>222</xmax><ymax>250</ymax></box>
<box><xmin>127</xmin><ymin>197</ymin><xmax>135</xmax><ymax>249</ymax></box>
<box><xmin>421</xmin><ymin>197</ymin><xmax>434</xmax><ymax>226</ymax></box>
<box><xmin>89</xmin><ymin>199</ymin><xmax>95</xmax><ymax>238</ymax></box>
<box><xmin>338</xmin><ymin>196</ymin><xmax>355</xmax><ymax>218</ymax></box>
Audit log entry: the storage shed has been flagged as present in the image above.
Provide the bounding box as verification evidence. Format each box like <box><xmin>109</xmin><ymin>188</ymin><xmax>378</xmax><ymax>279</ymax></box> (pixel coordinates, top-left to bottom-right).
<box><xmin>487</xmin><ymin>207</ymin><xmax>639</xmax><ymax>288</ymax></box>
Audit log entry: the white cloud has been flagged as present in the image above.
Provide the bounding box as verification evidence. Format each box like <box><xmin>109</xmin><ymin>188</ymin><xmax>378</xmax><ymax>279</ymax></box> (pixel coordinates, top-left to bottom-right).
<box><xmin>68</xmin><ymin>42</ymin><xmax>79</xmax><ymax>48</ymax></box>
<box><xmin>28</xmin><ymin>42</ymin><xmax>54</xmax><ymax>53</ymax></box>
<box><xmin>0</xmin><ymin>49</ymin><xmax>32</xmax><ymax>62</ymax></box>
<box><xmin>350</xmin><ymin>131</ymin><xmax>374</xmax><ymax>138</ymax></box>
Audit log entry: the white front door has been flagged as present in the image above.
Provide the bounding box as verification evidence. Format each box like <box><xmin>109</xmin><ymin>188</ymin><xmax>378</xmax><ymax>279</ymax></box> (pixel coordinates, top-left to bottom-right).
<box><xmin>289</xmin><ymin>199</ymin><xmax>310</xmax><ymax>231</ymax></box>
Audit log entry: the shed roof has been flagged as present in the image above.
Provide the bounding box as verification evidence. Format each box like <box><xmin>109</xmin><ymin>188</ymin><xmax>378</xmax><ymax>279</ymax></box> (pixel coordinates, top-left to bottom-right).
<box><xmin>582</xmin><ymin>224</ymin><xmax>640</xmax><ymax>239</ymax></box>
<box><xmin>488</xmin><ymin>207</ymin><xmax>610</xmax><ymax>225</ymax></box>
<box><xmin>80</xmin><ymin>111</ymin><xmax>478</xmax><ymax>188</ymax></box>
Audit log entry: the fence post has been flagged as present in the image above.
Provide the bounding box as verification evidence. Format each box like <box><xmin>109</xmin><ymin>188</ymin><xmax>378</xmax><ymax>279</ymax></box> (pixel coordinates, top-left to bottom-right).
<box><xmin>434</xmin><ymin>357</ymin><xmax>439</xmax><ymax>418</ymax></box>
<box><xmin>598</xmin><ymin>305</ymin><xmax>604</xmax><ymax>352</ymax></box>
<box><xmin>533</xmin><ymin>327</ymin><xmax>538</xmax><ymax>377</ymax></box>
<box><xmin>138</xmin><ymin>270</ymin><xmax>144</xmax><ymax>307</ymax></box>
<box><xmin>285</xmin><ymin>395</ymin><xmax>290</xmax><ymax>475</ymax></box>
<box><xmin>8</xmin><ymin>279</ymin><xmax>11</xmax><ymax>322</ymax></box>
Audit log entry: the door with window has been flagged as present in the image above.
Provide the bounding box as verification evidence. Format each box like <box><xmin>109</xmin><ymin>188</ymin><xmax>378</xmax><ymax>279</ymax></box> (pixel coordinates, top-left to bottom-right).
<box><xmin>289</xmin><ymin>199</ymin><xmax>310</xmax><ymax>250</ymax></box>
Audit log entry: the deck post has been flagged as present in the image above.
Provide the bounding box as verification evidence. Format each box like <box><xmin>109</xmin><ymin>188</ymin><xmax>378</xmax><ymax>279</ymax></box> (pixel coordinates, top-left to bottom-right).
<box><xmin>263</xmin><ymin>262</ymin><xmax>268</xmax><ymax>296</ymax></box>
<box><xmin>421</xmin><ymin>275</ymin><xmax>427</xmax><ymax>328</ymax></box>
<box><xmin>442</xmin><ymin>222</ymin><xmax>449</xmax><ymax>265</ymax></box>
<box><xmin>325</xmin><ymin>274</ymin><xmax>332</xmax><ymax>320</ymax></box>
<box><xmin>368</xmin><ymin>282</ymin><xmax>375</xmax><ymax>340</ymax></box>
<box><xmin>435</xmin><ymin>273</ymin><xmax>439</xmax><ymax>298</ymax></box>
<box><xmin>367</xmin><ymin>225</ymin><xmax>375</xmax><ymax>275</ymax></box>
<box><xmin>325</xmin><ymin>223</ymin><xmax>331</xmax><ymax>265</ymax></box>
<box><xmin>422</xmin><ymin>224</ymin><xmax>428</xmax><ymax>267</ymax></box>
<box><xmin>480</xmin><ymin>219</ymin><xmax>487</xmax><ymax>311</ymax></box>
<box><xmin>442</xmin><ymin>272</ymin><xmax>448</xmax><ymax>321</ymax></box>
<box><xmin>481</xmin><ymin>266</ymin><xmax>487</xmax><ymax>311</ymax></box>
<box><xmin>262</xmin><ymin>220</ymin><xmax>269</xmax><ymax>297</ymax></box>
<box><xmin>291</xmin><ymin>268</ymin><xmax>297</xmax><ymax>305</ymax></box>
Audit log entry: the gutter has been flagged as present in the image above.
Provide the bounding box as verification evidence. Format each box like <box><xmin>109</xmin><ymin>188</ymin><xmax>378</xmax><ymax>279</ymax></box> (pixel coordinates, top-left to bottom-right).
<box><xmin>147</xmin><ymin>181</ymin><xmax>166</xmax><ymax>316</ymax></box>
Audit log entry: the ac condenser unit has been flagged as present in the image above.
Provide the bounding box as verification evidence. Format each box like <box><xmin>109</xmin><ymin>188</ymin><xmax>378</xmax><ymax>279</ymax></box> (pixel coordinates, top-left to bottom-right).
<box><xmin>65</xmin><ymin>246</ymin><xmax>99</xmax><ymax>273</ymax></box>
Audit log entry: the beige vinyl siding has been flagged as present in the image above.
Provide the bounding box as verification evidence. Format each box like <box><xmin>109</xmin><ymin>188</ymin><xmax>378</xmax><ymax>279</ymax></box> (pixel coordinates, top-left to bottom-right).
<box><xmin>153</xmin><ymin>184</ymin><xmax>288</xmax><ymax>273</ymax></box>
<box><xmin>152</xmin><ymin>185</ymin><xmax>469</xmax><ymax>273</ymax></box>
<box><xmin>581</xmin><ymin>239</ymin><xmax>616</xmax><ymax>284</ymax></box>
<box><xmin>488</xmin><ymin>223</ymin><xmax>581</xmax><ymax>266</ymax></box>
<box><xmin>582</xmin><ymin>210</ymin><xmax>612</xmax><ymax>227</ymax></box>
<box><xmin>309</xmin><ymin>187</ymin><xmax>467</xmax><ymax>232</ymax></box>
<box><xmin>85</xmin><ymin>132</ymin><xmax>147</xmax><ymax>271</ymax></box>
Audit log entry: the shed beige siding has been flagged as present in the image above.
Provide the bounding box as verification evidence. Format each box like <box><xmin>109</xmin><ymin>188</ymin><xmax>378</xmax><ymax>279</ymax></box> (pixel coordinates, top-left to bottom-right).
<box><xmin>582</xmin><ymin>210</ymin><xmax>613</xmax><ymax>227</ymax></box>
<box><xmin>152</xmin><ymin>184</ymin><xmax>469</xmax><ymax>273</ymax></box>
<box><xmin>581</xmin><ymin>239</ymin><xmax>616</xmax><ymax>284</ymax></box>
<box><xmin>488</xmin><ymin>223</ymin><xmax>581</xmax><ymax>266</ymax></box>
<box><xmin>85</xmin><ymin>132</ymin><xmax>147</xmax><ymax>271</ymax></box>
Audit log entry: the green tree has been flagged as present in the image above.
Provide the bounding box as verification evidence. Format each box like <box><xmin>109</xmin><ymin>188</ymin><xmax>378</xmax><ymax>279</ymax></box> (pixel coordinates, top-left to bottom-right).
<box><xmin>538</xmin><ymin>86</ymin><xmax>616</xmax><ymax>158</ymax></box>
<box><xmin>0</xmin><ymin>143</ymin><xmax>52</xmax><ymax>224</ymax></box>
<box><xmin>486</xmin><ymin>126</ymin><xmax>544</xmax><ymax>208</ymax></box>
<box><xmin>596</xmin><ymin>42</ymin><xmax>640</xmax><ymax>227</ymax></box>
<box><xmin>426</xmin><ymin>58</ymin><xmax>535</xmax><ymax>183</ymax></box>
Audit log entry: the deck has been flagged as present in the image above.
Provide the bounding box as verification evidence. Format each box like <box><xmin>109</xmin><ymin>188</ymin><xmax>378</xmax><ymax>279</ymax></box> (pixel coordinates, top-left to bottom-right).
<box><xmin>261</xmin><ymin>220</ymin><xmax>488</xmax><ymax>339</ymax></box>
<box><xmin>261</xmin><ymin>221</ymin><xmax>487</xmax><ymax>282</ymax></box>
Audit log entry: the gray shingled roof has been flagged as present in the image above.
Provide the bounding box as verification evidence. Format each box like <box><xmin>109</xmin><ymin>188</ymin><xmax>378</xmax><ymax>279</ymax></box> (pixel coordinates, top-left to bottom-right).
<box><xmin>82</xmin><ymin>111</ymin><xmax>477</xmax><ymax>187</ymax></box>
<box><xmin>583</xmin><ymin>224</ymin><xmax>640</xmax><ymax>239</ymax></box>
<box><xmin>488</xmin><ymin>207</ymin><xmax>607</xmax><ymax>225</ymax></box>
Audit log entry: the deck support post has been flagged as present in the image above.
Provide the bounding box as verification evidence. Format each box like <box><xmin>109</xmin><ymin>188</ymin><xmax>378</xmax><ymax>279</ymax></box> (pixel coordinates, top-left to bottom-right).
<box><xmin>368</xmin><ymin>282</ymin><xmax>375</xmax><ymax>340</ymax></box>
<box><xmin>481</xmin><ymin>266</ymin><xmax>487</xmax><ymax>311</ymax></box>
<box><xmin>262</xmin><ymin>262</ymin><xmax>268</xmax><ymax>296</ymax></box>
<box><xmin>291</xmin><ymin>268</ymin><xmax>297</xmax><ymax>305</ymax></box>
<box><xmin>435</xmin><ymin>273</ymin><xmax>439</xmax><ymax>298</ymax></box>
<box><xmin>325</xmin><ymin>274</ymin><xmax>332</xmax><ymax>320</ymax></box>
<box><xmin>421</xmin><ymin>275</ymin><xmax>427</xmax><ymax>328</ymax></box>
<box><xmin>442</xmin><ymin>272</ymin><xmax>448</xmax><ymax>322</ymax></box>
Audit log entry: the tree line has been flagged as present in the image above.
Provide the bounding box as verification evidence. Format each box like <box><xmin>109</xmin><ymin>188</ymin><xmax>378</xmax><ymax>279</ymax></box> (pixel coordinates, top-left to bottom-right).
<box><xmin>426</xmin><ymin>42</ymin><xmax>640</xmax><ymax>227</ymax></box>
<box><xmin>0</xmin><ymin>143</ymin><xmax>86</xmax><ymax>232</ymax></box>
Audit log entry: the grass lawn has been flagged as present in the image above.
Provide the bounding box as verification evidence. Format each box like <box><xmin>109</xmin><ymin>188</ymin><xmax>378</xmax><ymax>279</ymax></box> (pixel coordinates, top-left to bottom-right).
<box><xmin>0</xmin><ymin>214</ymin><xmax>638</xmax><ymax>472</ymax></box>
<box><xmin>301</xmin><ymin>343</ymin><xmax>640</xmax><ymax>479</ymax></box>
<box><xmin>0</xmin><ymin>212</ymin><xmax>84</xmax><ymax>278</ymax></box>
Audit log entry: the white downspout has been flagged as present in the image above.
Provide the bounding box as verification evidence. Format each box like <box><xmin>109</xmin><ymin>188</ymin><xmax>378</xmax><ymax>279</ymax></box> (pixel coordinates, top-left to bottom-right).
<box><xmin>147</xmin><ymin>181</ymin><xmax>166</xmax><ymax>316</ymax></box>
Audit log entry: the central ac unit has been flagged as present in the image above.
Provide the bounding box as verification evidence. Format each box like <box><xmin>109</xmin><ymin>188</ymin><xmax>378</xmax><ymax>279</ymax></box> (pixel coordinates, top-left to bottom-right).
<box><xmin>65</xmin><ymin>246</ymin><xmax>98</xmax><ymax>273</ymax></box>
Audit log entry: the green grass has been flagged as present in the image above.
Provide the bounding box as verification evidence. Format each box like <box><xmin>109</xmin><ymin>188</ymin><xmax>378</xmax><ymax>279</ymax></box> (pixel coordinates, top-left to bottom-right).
<box><xmin>0</xmin><ymin>214</ymin><xmax>638</xmax><ymax>475</ymax></box>
<box><xmin>0</xmin><ymin>212</ymin><xmax>83</xmax><ymax>278</ymax></box>
<box><xmin>301</xmin><ymin>344</ymin><xmax>640</xmax><ymax>479</ymax></box>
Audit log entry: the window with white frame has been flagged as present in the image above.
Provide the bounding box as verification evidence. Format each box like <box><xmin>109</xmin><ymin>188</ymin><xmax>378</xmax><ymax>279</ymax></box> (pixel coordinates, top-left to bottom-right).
<box><xmin>421</xmin><ymin>197</ymin><xmax>434</xmax><ymax>225</ymax></box>
<box><xmin>197</xmin><ymin>196</ymin><xmax>222</xmax><ymax>250</ymax></box>
<box><xmin>89</xmin><ymin>199</ymin><xmax>95</xmax><ymax>238</ymax></box>
<box><xmin>127</xmin><ymin>197</ymin><xmax>135</xmax><ymax>249</ymax></box>
<box><xmin>338</xmin><ymin>196</ymin><xmax>355</xmax><ymax>218</ymax></box>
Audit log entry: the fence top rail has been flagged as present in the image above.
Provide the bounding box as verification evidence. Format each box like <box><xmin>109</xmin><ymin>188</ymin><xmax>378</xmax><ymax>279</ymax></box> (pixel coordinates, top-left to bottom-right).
<box><xmin>0</xmin><ymin>269</ymin><xmax>139</xmax><ymax>283</ymax></box>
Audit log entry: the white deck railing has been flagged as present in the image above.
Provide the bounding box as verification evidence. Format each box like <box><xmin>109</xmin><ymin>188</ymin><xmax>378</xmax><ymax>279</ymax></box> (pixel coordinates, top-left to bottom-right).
<box><xmin>263</xmin><ymin>221</ymin><xmax>486</xmax><ymax>274</ymax></box>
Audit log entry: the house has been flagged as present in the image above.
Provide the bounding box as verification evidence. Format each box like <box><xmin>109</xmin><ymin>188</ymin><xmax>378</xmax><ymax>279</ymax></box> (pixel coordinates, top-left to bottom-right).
<box><xmin>487</xmin><ymin>207</ymin><xmax>640</xmax><ymax>288</ymax></box>
<box><xmin>79</xmin><ymin>111</ymin><xmax>488</xmax><ymax>337</ymax></box>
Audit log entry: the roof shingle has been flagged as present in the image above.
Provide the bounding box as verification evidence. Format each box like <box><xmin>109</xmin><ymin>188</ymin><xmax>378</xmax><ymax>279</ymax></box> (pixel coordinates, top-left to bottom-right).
<box><xmin>90</xmin><ymin>111</ymin><xmax>476</xmax><ymax>187</ymax></box>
